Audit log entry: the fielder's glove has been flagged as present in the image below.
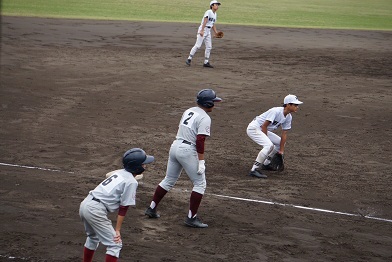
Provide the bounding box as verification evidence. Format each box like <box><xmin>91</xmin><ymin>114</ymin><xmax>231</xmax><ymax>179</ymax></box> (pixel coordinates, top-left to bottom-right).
<box><xmin>215</xmin><ymin>31</ymin><xmax>224</xmax><ymax>38</ymax></box>
<box><xmin>264</xmin><ymin>153</ymin><xmax>285</xmax><ymax>172</ymax></box>
<box><xmin>197</xmin><ymin>160</ymin><xmax>206</xmax><ymax>175</ymax></box>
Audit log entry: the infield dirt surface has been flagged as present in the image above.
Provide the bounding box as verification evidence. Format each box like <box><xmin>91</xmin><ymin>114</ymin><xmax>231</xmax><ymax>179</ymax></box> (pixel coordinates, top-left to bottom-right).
<box><xmin>0</xmin><ymin>16</ymin><xmax>391</xmax><ymax>262</ymax></box>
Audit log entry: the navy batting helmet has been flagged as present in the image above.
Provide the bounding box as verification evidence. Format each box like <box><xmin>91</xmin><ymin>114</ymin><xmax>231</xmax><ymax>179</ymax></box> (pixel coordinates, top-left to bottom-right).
<box><xmin>196</xmin><ymin>89</ymin><xmax>222</xmax><ymax>108</ymax></box>
<box><xmin>123</xmin><ymin>148</ymin><xmax>154</xmax><ymax>175</ymax></box>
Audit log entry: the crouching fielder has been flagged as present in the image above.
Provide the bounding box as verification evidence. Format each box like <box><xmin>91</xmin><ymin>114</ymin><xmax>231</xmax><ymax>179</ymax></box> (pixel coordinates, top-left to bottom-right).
<box><xmin>247</xmin><ymin>94</ymin><xmax>303</xmax><ymax>178</ymax></box>
<box><xmin>79</xmin><ymin>148</ymin><xmax>154</xmax><ymax>262</ymax></box>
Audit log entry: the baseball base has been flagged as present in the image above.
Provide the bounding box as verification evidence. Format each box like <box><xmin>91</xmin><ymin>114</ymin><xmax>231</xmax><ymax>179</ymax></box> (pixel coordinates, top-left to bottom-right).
<box><xmin>105</xmin><ymin>170</ymin><xmax>144</xmax><ymax>181</ymax></box>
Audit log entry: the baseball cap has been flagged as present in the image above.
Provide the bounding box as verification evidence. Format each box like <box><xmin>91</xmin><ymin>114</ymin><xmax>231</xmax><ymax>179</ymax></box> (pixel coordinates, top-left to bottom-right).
<box><xmin>210</xmin><ymin>0</ymin><xmax>221</xmax><ymax>6</ymax></box>
<box><xmin>284</xmin><ymin>94</ymin><xmax>303</xmax><ymax>105</ymax></box>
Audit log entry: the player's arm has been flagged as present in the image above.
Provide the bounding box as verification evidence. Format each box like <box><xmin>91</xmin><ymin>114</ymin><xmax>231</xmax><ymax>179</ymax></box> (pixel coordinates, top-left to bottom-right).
<box><xmin>113</xmin><ymin>205</ymin><xmax>129</xmax><ymax>243</ymax></box>
<box><xmin>196</xmin><ymin>134</ymin><xmax>207</xmax><ymax>160</ymax></box>
<box><xmin>212</xmin><ymin>25</ymin><xmax>218</xmax><ymax>34</ymax></box>
<box><xmin>196</xmin><ymin>134</ymin><xmax>207</xmax><ymax>175</ymax></box>
<box><xmin>261</xmin><ymin>121</ymin><xmax>271</xmax><ymax>135</ymax></box>
<box><xmin>199</xmin><ymin>17</ymin><xmax>208</xmax><ymax>36</ymax></box>
<box><xmin>279</xmin><ymin>130</ymin><xmax>288</xmax><ymax>154</ymax></box>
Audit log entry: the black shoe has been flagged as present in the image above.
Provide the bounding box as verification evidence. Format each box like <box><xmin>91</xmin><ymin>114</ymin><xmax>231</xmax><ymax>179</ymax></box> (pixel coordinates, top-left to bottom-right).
<box><xmin>145</xmin><ymin>207</ymin><xmax>160</xmax><ymax>218</ymax></box>
<box><xmin>185</xmin><ymin>216</ymin><xmax>208</xmax><ymax>228</ymax></box>
<box><xmin>186</xmin><ymin>59</ymin><xmax>191</xmax><ymax>66</ymax></box>
<box><xmin>203</xmin><ymin>62</ymin><xmax>214</xmax><ymax>68</ymax></box>
<box><xmin>249</xmin><ymin>170</ymin><xmax>267</xmax><ymax>179</ymax></box>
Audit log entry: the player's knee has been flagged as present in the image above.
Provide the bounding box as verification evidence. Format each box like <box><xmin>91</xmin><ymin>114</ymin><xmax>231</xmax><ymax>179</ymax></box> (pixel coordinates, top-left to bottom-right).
<box><xmin>264</xmin><ymin>144</ymin><xmax>274</xmax><ymax>155</ymax></box>
<box><xmin>106</xmin><ymin>243</ymin><xmax>122</xmax><ymax>258</ymax></box>
<box><xmin>159</xmin><ymin>183</ymin><xmax>172</xmax><ymax>192</ymax></box>
<box><xmin>85</xmin><ymin>236</ymin><xmax>99</xmax><ymax>250</ymax></box>
<box><xmin>193</xmin><ymin>181</ymin><xmax>206</xmax><ymax>194</ymax></box>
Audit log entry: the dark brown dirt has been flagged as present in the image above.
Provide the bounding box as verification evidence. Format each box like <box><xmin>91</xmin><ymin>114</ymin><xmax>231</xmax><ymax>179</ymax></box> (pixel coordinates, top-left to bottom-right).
<box><xmin>1</xmin><ymin>16</ymin><xmax>391</xmax><ymax>262</ymax></box>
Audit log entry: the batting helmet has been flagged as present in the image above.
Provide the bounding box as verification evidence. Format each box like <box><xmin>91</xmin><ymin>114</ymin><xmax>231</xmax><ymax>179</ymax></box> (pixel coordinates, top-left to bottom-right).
<box><xmin>196</xmin><ymin>89</ymin><xmax>222</xmax><ymax>108</ymax></box>
<box><xmin>123</xmin><ymin>148</ymin><xmax>154</xmax><ymax>175</ymax></box>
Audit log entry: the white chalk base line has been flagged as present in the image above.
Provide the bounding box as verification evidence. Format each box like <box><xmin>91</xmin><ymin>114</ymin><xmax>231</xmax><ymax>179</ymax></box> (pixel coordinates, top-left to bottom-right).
<box><xmin>1</xmin><ymin>162</ymin><xmax>391</xmax><ymax>223</ymax></box>
<box><xmin>210</xmin><ymin>193</ymin><xmax>392</xmax><ymax>223</ymax></box>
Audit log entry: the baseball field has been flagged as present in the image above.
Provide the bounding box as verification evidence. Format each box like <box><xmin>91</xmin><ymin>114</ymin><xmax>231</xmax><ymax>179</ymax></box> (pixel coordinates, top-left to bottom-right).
<box><xmin>1</xmin><ymin>1</ymin><xmax>392</xmax><ymax>261</ymax></box>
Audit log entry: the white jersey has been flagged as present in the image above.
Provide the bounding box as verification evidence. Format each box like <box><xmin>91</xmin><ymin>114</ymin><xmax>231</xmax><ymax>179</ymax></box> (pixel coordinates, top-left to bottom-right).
<box><xmin>249</xmin><ymin>107</ymin><xmax>292</xmax><ymax>131</ymax></box>
<box><xmin>201</xmin><ymin>9</ymin><xmax>217</xmax><ymax>28</ymax></box>
<box><xmin>176</xmin><ymin>106</ymin><xmax>211</xmax><ymax>144</ymax></box>
<box><xmin>90</xmin><ymin>169</ymin><xmax>138</xmax><ymax>212</ymax></box>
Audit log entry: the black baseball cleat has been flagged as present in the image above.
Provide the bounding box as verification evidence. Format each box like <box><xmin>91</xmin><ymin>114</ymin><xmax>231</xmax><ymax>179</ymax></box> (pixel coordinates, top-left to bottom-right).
<box><xmin>186</xmin><ymin>59</ymin><xmax>191</xmax><ymax>66</ymax></box>
<box><xmin>248</xmin><ymin>170</ymin><xmax>267</xmax><ymax>179</ymax></box>
<box><xmin>203</xmin><ymin>62</ymin><xmax>214</xmax><ymax>68</ymax></box>
<box><xmin>145</xmin><ymin>207</ymin><xmax>160</xmax><ymax>218</ymax></box>
<box><xmin>185</xmin><ymin>216</ymin><xmax>208</xmax><ymax>228</ymax></box>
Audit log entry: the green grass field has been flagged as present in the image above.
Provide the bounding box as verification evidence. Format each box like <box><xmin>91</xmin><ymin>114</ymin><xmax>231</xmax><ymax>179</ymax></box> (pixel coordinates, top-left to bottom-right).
<box><xmin>1</xmin><ymin>0</ymin><xmax>392</xmax><ymax>30</ymax></box>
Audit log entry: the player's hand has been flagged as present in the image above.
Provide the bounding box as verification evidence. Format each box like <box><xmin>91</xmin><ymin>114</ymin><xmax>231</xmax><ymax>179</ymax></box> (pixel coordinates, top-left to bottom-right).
<box><xmin>199</xmin><ymin>31</ymin><xmax>204</xmax><ymax>37</ymax></box>
<box><xmin>114</xmin><ymin>230</ymin><xmax>122</xmax><ymax>243</ymax></box>
<box><xmin>197</xmin><ymin>160</ymin><xmax>206</xmax><ymax>175</ymax></box>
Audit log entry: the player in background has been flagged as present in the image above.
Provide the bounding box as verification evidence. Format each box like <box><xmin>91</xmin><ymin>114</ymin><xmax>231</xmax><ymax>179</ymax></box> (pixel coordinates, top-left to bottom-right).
<box><xmin>145</xmin><ymin>89</ymin><xmax>222</xmax><ymax>228</ymax></box>
<box><xmin>79</xmin><ymin>148</ymin><xmax>154</xmax><ymax>262</ymax></box>
<box><xmin>186</xmin><ymin>0</ymin><xmax>221</xmax><ymax>68</ymax></box>
<box><xmin>246</xmin><ymin>94</ymin><xmax>303</xmax><ymax>178</ymax></box>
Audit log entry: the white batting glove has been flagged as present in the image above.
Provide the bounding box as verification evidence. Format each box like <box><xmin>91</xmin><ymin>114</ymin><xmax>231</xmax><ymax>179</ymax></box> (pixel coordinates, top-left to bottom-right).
<box><xmin>197</xmin><ymin>160</ymin><xmax>206</xmax><ymax>175</ymax></box>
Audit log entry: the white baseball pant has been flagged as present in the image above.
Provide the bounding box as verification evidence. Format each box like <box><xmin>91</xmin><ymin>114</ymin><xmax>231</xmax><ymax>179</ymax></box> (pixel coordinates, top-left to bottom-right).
<box><xmin>79</xmin><ymin>194</ymin><xmax>122</xmax><ymax>258</ymax></box>
<box><xmin>159</xmin><ymin>140</ymin><xmax>207</xmax><ymax>195</ymax></box>
<box><xmin>189</xmin><ymin>27</ymin><xmax>212</xmax><ymax>62</ymax></box>
<box><xmin>247</xmin><ymin>125</ymin><xmax>281</xmax><ymax>164</ymax></box>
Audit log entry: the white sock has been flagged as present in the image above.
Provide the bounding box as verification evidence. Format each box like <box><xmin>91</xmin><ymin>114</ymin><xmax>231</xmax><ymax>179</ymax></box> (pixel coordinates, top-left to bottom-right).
<box><xmin>251</xmin><ymin>161</ymin><xmax>261</xmax><ymax>171</ymax></box>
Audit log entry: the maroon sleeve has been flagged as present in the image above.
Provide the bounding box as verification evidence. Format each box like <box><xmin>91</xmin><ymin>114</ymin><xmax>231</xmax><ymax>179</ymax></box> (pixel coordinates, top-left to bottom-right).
<box><xmin>196</xmin><ymin>134</ymin><xmax>207</xmax><ymax>154</ymax></box>
<box><xmin>118</xmin><ymin>205</ymin><xmax>129</xmax><ymax>216</ymax></box>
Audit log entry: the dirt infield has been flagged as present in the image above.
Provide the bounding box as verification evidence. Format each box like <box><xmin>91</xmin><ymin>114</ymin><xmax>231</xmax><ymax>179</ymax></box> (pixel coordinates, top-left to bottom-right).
<box><xmin>1</xmin><ymin>16</ymin><xmax>391</xmax><ymax>261</ymax></box>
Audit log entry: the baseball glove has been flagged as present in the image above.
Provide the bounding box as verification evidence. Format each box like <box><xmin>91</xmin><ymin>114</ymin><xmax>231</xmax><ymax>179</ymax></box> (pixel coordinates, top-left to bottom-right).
<box><xmin>215</xmin><ymin>31</ymin><xmax>224</xmax><ymax>38</ymax></box>
<box><xmin>262</xmin><ymin>153</ymin><xmax>284</xmax><ymax>172</ymax></box>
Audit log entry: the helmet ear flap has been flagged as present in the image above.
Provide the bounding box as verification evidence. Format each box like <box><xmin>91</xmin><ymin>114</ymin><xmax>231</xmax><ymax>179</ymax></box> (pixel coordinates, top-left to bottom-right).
<box><xmin>125</xmin><ymin>164</ymin><xmax>145</xmax><ymax>175</ymax></box>
<box><xmin>202</xmin><ymin>101</ymin><xmax>214</xmax><ymax>108</ymax></box>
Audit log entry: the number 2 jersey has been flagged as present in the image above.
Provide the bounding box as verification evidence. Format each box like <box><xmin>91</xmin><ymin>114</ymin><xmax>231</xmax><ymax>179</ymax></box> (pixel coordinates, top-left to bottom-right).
<box><xmin>90</xmin><ymin>169</ymin><xmax>138</xmax><ymax>212</ymax></box>
<box><xmin>176</xmin><ymin>106</ymin><xmax>212</xmax><ymax>144</ymax></box>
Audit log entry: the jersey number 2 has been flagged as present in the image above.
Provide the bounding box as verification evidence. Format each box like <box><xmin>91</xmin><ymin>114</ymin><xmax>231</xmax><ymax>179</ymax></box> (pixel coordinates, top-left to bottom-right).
<box><xmin>183</xmin><ymin>112</ymin><xmax>194</xmax><ymax>125</ymax></box>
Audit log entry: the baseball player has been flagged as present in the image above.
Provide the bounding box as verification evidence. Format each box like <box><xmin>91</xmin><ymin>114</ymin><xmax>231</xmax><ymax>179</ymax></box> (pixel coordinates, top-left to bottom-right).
<box><xmin>186</xmin><ymin>0</ymin><xmax>221</xmax><ymax>68</ymax></box>
<box><xmin>145</xmin><ymin>89</ymin><xmax>222</xmax><ymax>228</ymax></box>
<box><xmin>246</xmin><ymin>94</ymin><xmax>303</xmax><ymax>178</ymax></box>
<box><xmin>79</xmin><ymin>148</ymin><xmax>154</xmax><ymax>262</ymax></box>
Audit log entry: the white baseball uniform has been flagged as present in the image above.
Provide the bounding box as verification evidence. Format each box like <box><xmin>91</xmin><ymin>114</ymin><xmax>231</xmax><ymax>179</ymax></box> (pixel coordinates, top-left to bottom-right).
<box><xmin>79</xmin><ymin>169</ymin><xmax>138</xmax><ymax>258</ymax></box>
<box><xmin>247</xmin><ymin>107</ymin><xmax>292</xmax><ymax>166</ymax></box>
<box><xmin>159</xmin><ymin>106</ymin><xmax>211</xmax><ymax>195</ymax></box>
<box><xmin>188</xmin><ymin>9</ymin><xmax>218</xmax><ymax>64</ymax></box>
